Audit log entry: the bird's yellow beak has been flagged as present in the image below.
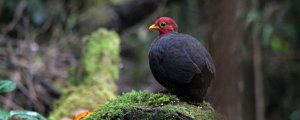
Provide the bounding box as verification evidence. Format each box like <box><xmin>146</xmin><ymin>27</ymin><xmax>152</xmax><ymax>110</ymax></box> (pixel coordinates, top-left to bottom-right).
<box><xmin>148</xmin><ymin>24</ymin><xmax>160</xmax><ymax>30</ymax></box>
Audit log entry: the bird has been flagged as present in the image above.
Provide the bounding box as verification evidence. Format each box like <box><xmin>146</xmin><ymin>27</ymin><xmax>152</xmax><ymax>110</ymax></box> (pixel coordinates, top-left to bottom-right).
<box><xmin>148</xmin><ymin>17</ymin><xmax>215</xmax><ymax>103</ymax></box>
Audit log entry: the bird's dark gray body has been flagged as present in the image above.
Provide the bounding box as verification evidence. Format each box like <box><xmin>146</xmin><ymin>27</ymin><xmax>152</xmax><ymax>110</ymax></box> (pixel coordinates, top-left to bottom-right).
<box><xmin>149</xmin><ymin>32</ymin><xmax>215</xmax><ymax>102</ymax></box>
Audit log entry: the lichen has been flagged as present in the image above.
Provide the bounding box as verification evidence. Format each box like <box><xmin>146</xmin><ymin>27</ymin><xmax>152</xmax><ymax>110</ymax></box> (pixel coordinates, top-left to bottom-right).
<box><xmin>83</xmin><ymin>91</ymin><xmax>218</xmax><ymax>120</ymax></box>
<box><xmin>48</xmin><ymin>29</ymin><xmax>120</xmax><ymax>120</ymax></box>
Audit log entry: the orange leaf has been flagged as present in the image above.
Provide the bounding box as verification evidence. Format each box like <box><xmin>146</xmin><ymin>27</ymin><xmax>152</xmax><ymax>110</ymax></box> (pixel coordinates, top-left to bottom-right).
<box><xmin>73</xmin><ymin>111</ymin><xmax>93</xmax><ymax>120</ymax></box>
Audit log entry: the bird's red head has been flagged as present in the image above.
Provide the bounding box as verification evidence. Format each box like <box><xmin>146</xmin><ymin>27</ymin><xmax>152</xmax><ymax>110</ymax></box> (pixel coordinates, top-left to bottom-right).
<box><xmin>148</xmin><ymin>17</ymin><xmax>177</xmax><ymax>36</ymax></box>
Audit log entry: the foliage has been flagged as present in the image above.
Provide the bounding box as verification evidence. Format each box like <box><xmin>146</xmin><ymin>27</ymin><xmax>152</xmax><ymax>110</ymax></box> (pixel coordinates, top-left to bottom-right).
<box><xmin>0</xmin><ymin>0</ymin><xmax>300</xmax><ymax>119</ymax></box>
<box><xmin>245</xmin><ymin>7</ymin><xmax>294</xmax><ymax>54</ymax></box>
<box><xmin>244</xmin><ymin>1</ymin><xmax>300</xmax><ymax>119</ymax></box>
<box><xmin>83</xmin><ymin>91</ymin><xmax>218</xmax><ymax>120</ymax></box>
<box><xmin>0</xmin><ymin>110</ymin><xmax>47</xmax><ymax>120</ymax></box>
<box><xmin>0</xmin><ymin>80</ymin><xmax>47</xmax><ymax>120</ymax></box>
<box><xmin>0</xmin><ymin>80</ymin><xmax>16</xmax><ymax>93</ymax></box>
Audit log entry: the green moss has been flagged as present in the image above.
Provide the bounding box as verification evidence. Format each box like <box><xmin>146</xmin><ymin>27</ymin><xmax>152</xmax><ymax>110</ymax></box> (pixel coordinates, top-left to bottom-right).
<box><xmin>48</xmin><ymin>29</ymin><xmax>120</xmax><ymax>120</ymax></box>
<box><xmin>83</xmin><ymin>91</ymin><xmax>218</xmax><ymax>120</ymax></box>
<box><xmin>83</xmin><ymin>29</ymin><xmax>120</xmax><ymax>82</ymax></box>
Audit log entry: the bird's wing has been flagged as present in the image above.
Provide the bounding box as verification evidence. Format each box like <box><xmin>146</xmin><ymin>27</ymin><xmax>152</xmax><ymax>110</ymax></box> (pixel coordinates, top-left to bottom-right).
<box><xmin>185</xmin><ymin>39</ymin><xmax>216</xmax><ymax>76</ymax></box>
<box><xmin>162</xmin><ymin>34</ymin><xmax>215</xmax><ymax>84</ymax></box>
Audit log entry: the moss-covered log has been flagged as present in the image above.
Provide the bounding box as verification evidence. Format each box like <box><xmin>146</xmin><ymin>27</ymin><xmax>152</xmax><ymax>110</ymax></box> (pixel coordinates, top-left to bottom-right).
<box><xmin>48</xmin><ymin>29</ymin><xmax>120</xmax><ymax>120</ymax></box>
<box><xmin>83</xmin><ymin>91</ymin><xmax>218</xmax><ymax>120</ymax></box>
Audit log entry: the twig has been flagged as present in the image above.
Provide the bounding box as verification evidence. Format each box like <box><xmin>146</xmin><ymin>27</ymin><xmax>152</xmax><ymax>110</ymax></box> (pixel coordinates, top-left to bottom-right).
<box><xmin>1</xmin><ymin>0</ymin><xmax>28</xmax><ymax>34</ymax></box>
<box><xmin>0</xmin><ymin>94</ymin><xmax>23</xmax><ymax>110</ymax></box>
<box><xmin>253</xmin><ymin>23</ymin><xmax>265</xmax><ymax>120</ymax></box>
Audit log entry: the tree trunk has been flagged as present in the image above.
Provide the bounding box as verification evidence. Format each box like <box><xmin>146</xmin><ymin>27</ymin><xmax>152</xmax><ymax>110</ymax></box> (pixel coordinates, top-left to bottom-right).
<box><xmin>253</xmin><ymin>25</ymin><xmax>265</xmax><ymax>120</ymax></box>
<box><xmin>206</xmin><ymin>0</ymin><xmax>245</xmax><ymax>119</ymax></box>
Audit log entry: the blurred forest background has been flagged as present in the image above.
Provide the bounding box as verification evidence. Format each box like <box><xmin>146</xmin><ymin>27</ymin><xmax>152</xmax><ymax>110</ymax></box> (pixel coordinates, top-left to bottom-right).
<box><xmin>0</xmin><ymin>0</ymin><xmax>299</xmax><ymax>120</ymax></box>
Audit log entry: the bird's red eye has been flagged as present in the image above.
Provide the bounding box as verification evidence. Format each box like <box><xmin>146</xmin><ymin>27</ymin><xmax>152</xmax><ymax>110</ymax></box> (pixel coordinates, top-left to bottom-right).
<box><xmin>159</xmin><ymin>22</ymin><xmax>167</xmax><ymax>27</ymax></box>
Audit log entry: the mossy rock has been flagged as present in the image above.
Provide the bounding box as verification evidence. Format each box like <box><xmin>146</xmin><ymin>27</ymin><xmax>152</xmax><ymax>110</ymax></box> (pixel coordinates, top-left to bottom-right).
<box><xmin>48</xmin><ymin>29</ymin><xmax>120</xmax><ymax>120</ymax></box>
<box><xmin>83</xmin><ymin>91</ymin><xmax>218</xmax><ymax>120</ymax></box>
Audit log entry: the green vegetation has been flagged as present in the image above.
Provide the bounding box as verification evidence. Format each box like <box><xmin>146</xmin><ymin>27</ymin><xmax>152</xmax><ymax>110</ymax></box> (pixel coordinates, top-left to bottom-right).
<box><xmin>84</xmin><ymin>91</ymin><xmax>218</xmax><ymax>120</ymax></box>
<box><xmin>0</xmin><ymin>80</ymin><xmax>16</xmax><ymax>93</ymax></box>
<box><xmin>1</xmin><ymin>0</ymin><xmax>299</xmax><ymax>119</ymax></box>
<box><xmin>0</xmin><ymin>80</ymin><xmax>47</xmax><ymax>120</ymax></box>
<box><xmin>48</xmin><ymin>29</ymin><xmax>120</xmax><ymax>120</ymax></box>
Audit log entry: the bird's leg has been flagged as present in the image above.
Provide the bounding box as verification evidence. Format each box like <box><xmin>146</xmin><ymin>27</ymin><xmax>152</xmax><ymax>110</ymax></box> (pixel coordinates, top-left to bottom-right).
<box><xmin>154</xmin><ymin>88</ymin><xmax>171</xmax><ymax>94</ymax></box>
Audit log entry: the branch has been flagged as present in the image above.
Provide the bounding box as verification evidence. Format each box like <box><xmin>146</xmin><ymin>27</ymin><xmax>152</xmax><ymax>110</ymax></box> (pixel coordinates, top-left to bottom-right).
<box><xmin>1</xmin><ymin>0</ymin><xmax>28</xmax><ymax>34</ymax></box>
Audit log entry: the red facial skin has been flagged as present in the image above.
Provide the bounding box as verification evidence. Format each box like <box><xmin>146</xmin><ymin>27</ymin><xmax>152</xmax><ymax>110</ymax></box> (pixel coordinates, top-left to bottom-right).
<box><xmin>149</xmin><ymin>17</ymin><xmax>178</xmax><ymax>36</ymax></box>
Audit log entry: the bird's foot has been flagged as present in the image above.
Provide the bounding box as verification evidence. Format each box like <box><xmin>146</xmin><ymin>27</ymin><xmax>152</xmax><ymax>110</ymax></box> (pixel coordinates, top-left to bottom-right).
<box><xmin>155</xmin><ymin>89</ymin><xmax>172</xmax><ymax>94</ymax></box>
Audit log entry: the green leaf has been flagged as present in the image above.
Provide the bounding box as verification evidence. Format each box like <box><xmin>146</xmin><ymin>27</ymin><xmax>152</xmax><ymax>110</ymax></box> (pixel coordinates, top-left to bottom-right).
<box><xmin>9</xmin><ymin>110</ymin><xmax>47</xmax><ymax>120</ymax></box>
<box><xmin>27</xmin><ymin>0</ymin><xmax>48</xmax><ymax>25</ymax></box>
<box><xmin>246</xmin><ymin>9</ymin><xmax>260</xmax><ymax>26</ymax></box>
<box><xmin>271</xmin><ymin>37</ymin><xmax>281</xmax><ymax>51</ymax></box>
<box><xmin>66</xmin><ymin>14</ymin><xmax>77</xmax><ymax>30</ymax></box>
<box><xmin>0</xmin><ymin>109</ymin><xmax>9</xmax><ymax>120</ymax></box>
<box><xmin>0</xmin><ymin>80</ymin><xmax>16</xmax><ymax>93</ymax></box>
<box><xmin>262</xmin><ymin>24</ymin><xmax>274</xmax><ymax>45</ymax></box>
